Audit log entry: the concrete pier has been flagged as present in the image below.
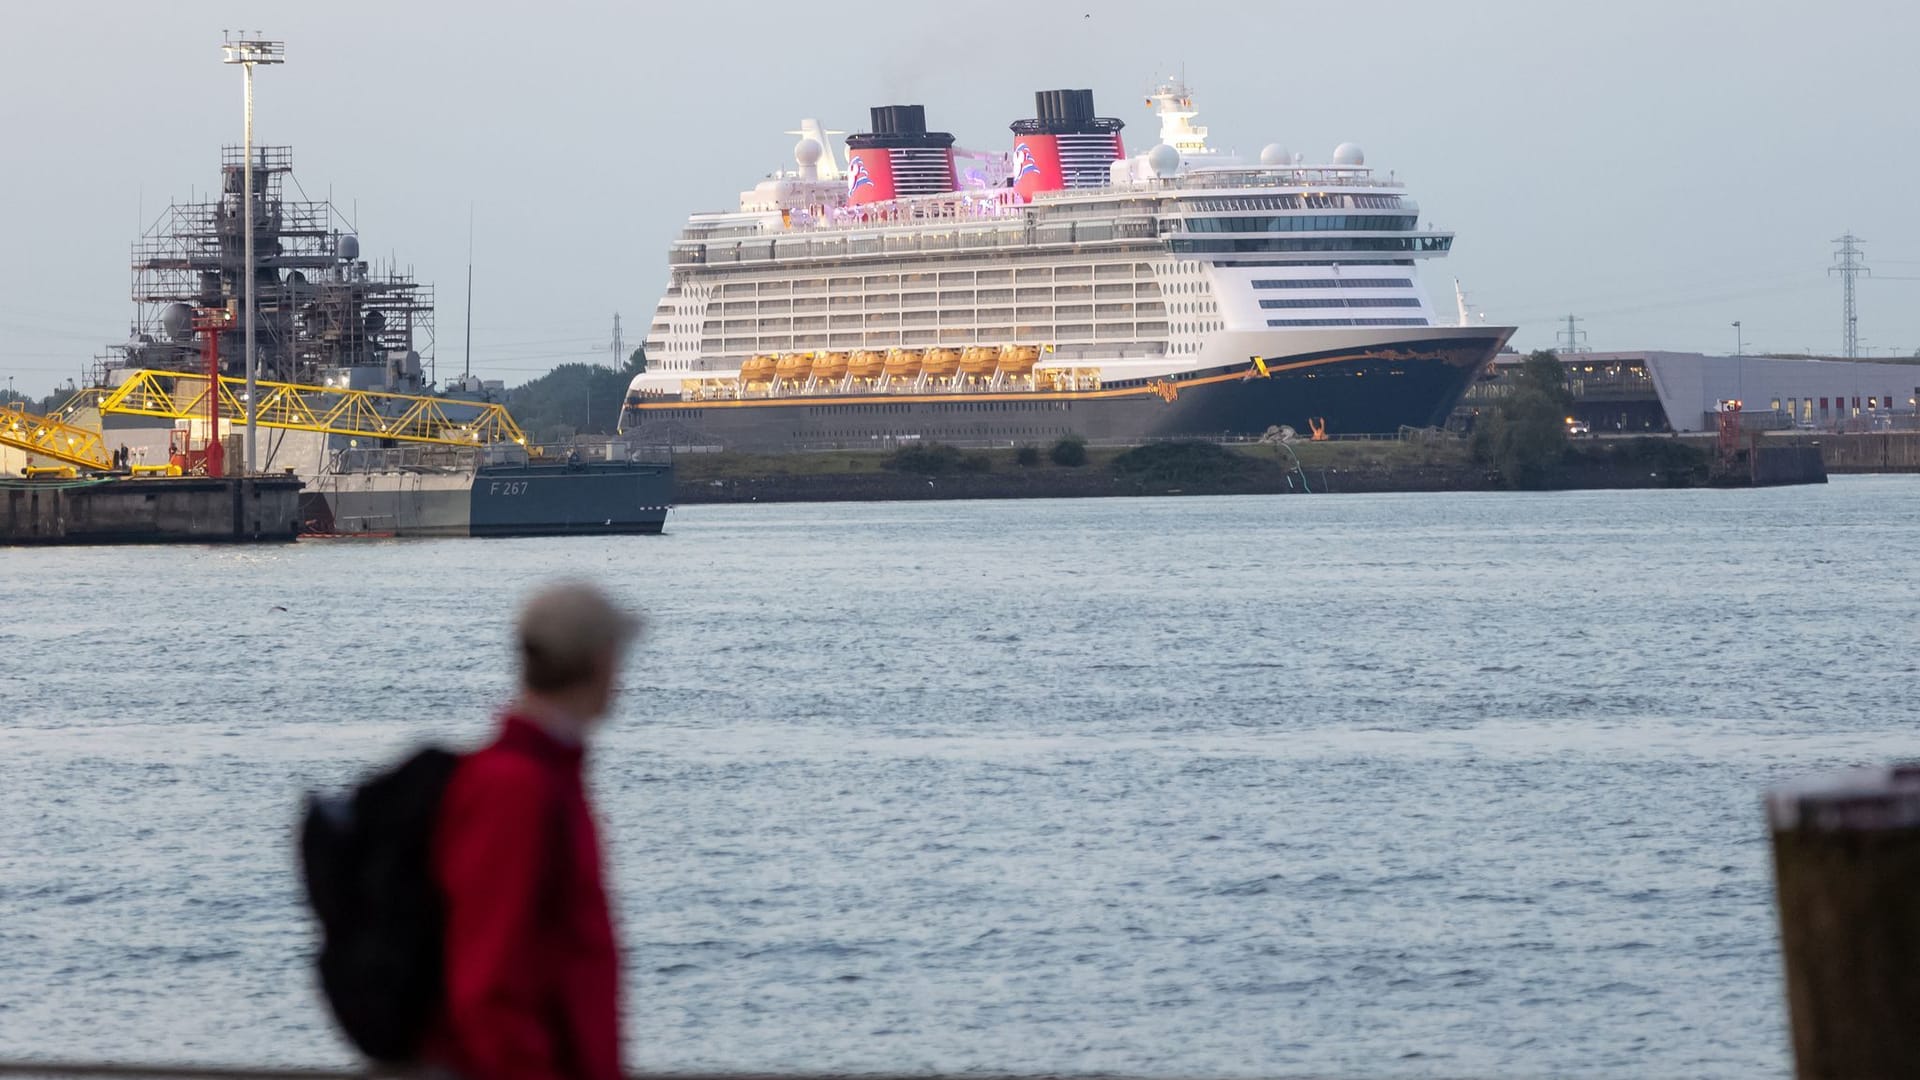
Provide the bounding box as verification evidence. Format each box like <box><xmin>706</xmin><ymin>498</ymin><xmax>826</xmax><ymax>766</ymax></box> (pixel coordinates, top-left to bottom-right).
<box><xmin>0</xmin><ymin>475</ymin><xmax>303</xmax><ymax>545</ymax></box>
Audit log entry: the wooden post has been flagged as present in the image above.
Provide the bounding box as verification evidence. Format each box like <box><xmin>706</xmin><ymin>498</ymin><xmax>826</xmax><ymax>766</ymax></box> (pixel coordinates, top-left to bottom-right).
<box><xmin>1768</xmin><ymin>764</ymin><xmax>1920</xmax><ymax>1079</ymax></box>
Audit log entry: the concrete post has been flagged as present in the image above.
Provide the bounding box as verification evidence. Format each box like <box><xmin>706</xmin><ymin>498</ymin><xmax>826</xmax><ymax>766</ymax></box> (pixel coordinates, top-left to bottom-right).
<box><xmin>1767</xmin><ymin>764</ymin><xmax>1920</xmax><ymax>1079</ymax></box>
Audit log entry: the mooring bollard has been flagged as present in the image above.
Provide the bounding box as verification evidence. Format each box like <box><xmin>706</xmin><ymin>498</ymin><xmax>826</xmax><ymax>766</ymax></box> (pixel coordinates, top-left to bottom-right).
<box><xmin>1767</xmin><ymin>763</ymin><xmax>1920</xmax><ymax>1079</ymax></box>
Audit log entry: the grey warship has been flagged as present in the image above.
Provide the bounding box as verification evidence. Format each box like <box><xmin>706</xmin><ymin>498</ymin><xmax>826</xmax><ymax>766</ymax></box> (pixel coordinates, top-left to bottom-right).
<box><xmin>89</xmin><ymin>145</ymin><xmax>671</xmax><ymax>536</ymax></box>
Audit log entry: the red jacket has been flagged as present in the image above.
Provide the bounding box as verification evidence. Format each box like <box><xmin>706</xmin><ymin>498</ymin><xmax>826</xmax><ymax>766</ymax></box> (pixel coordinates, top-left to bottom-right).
<box><xmin>429</xmin><ymin>715</ymin><xmax>622</xmax><ymax>1080</ymax></box>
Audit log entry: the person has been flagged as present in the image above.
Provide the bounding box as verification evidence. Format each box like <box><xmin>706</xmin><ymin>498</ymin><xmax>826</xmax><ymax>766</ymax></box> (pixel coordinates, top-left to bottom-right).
<box><xmin>427</xmin><ymin>582</ymin><xmax>643</xmax><ymax>1080</ymax></box>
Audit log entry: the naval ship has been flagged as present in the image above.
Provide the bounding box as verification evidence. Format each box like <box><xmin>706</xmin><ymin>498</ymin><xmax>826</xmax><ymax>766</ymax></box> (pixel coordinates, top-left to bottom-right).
<box><xmin>87</xmin><ymin>145</ymin><xmax>671</xmax><ymax>536</ymax></box>
<box><xmin>619</xmin><ymin>76</ymin><xmax>1515</xmax><ymax>450</ymax></box>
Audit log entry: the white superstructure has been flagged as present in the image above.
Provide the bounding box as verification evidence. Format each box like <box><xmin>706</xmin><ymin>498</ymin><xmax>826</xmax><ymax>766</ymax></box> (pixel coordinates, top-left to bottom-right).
<box><xmin>632</xmin><ymin>78</ymin><xmax>1467</xmax><ymax>397</ymax></box>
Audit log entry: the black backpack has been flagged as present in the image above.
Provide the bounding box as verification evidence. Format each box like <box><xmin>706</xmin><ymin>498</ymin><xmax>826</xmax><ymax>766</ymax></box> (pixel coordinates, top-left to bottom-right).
<box><xmin>299</xmin><ymin>746</ymin><xmax>460</xmax><ymax>1064</ymax></box>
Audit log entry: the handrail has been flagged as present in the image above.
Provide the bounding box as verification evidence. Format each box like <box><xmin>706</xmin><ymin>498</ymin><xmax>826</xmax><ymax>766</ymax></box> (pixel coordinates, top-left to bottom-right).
<box><xmin>0</xmin><ymin>1066</ymin><xmax>1279</xmax><ymax>1080</ymax></box>
<box><xmin>0</xmin><ymin>1063</ymin><xmax>369</xmax><ymax>1079</ymax></box>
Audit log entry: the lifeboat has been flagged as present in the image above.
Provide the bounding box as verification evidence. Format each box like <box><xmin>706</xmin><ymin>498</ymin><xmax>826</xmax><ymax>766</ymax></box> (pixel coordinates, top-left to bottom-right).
<box><xmin>774</xmin><ymin>352</ymin><xmax>814</xmax><ymax>381</ymax></box>
<box><xmin>959</xmin><ymin>346</ymin><xmax>999</xmax><ymax>376</ymax></box>
<box><xmin>997</xmin><ymin>345</ymin><xmax>1040</xmax><ymax>376</ymax></box>
<box><xmin>813</xmin><ymin>351</ymin><xmax>849</xmax><ymax>381</ymax></box>
<box><xmin>921</xmin><ymin>347</ymin><xmax>961</xmax><ymax>378</ymax></box>
<box><xmin>739</xmin><ymin>354</ymin><xmax>778</xmax><ymax>383</ymax></box>
<box><xmin>882</xmin><ymin>347</ymin><xmax>923</xmax><ymax>381</ymax></box>
<box><xmin>846</xmin><ymin>350</ymin><xmax>885</xmax><ymax>380</ymax></box>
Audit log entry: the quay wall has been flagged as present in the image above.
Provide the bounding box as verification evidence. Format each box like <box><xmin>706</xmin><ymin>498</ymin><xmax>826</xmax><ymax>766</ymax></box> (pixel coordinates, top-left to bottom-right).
<box><xmin>0</xmin><ymin>476</ymin><xmax>303</xmax><ymax>545</ymax></box>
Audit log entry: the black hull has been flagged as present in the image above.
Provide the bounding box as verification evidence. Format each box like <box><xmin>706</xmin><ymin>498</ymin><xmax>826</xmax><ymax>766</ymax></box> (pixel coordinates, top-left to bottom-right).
<box><xmin>624</xmin><ymin>335</ymin><xmax>1502</xmax><ymax>452</ymax></box>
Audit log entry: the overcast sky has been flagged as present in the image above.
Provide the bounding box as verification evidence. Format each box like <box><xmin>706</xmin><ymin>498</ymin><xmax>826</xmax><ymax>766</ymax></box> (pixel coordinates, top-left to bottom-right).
<box><xmin>2</xmin><ymin>0</ymin><xmax>1916</xmax><ymax>393</ymax></box>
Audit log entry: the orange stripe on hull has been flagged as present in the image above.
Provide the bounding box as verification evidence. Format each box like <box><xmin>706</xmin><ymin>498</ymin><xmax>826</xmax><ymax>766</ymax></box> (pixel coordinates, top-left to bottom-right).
<box><xmin>628</xmin><ymin>355</ymin><xmax>1350</xmax><ymax>412</ymax></box>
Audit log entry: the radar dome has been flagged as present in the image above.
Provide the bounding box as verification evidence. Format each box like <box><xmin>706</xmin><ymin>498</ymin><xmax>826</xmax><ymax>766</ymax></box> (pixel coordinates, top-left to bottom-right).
<box><xmin>335</xmin><ymin>234</ymin><xmax>360</xmax><ymax>261</ymax></box>
<box><xmin>794</xmin><ymin>138</ymin><xmax>824</xmax><ymax>168</ymax></box>
<box><xmin>160</xmin><ymin>302</ymin><xmax>195</xmax><ymax>343</ymax></box>
<box><xmin>1259</xmin><ymin>144</ymin><xmax>1291</xmax><ymax>167</ymax></box>
<box><xmin>1146</xmin><ymin>143</ymin><xmax>1180</xmax><ymax>179</ymax></box>
<box><xmin>1332</xmin><ymin>142</ymin><xmax>1365</xmax><ymax>166</ymax></box>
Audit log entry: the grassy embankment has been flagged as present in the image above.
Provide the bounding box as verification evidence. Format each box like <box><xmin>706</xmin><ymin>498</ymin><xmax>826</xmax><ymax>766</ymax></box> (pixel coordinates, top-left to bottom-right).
<box><xmin>673</xmin><ymin>438</ymin><xmax>1472</xmax><ymax>484</ymax></box>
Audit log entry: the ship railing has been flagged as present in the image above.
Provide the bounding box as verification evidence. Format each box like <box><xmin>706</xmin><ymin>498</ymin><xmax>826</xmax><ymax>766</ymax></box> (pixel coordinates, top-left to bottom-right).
<box><xmin>515</xmin><ymin>441</ymin><xmax>674</xmax><ymax>466</ymax></box>
<box><xmin>1090</xmin><ymin>167</ymin><xmax>1407</xmax><ymax>194</ymax></box>
<box><xmin>328</xmin><ymin>440</ymin><xmax>671</xmax><ymax>473</ymax></box>
<box><xmin>329</xmin><ymin>444</ymin><xmax>479</xmax><ymax>474</ymax></box>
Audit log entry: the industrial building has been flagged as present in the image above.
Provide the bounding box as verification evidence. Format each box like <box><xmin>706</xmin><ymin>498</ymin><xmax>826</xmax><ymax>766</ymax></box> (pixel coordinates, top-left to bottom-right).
<box><xmin>1463</xmin><ymin>350</ymin><xmax>1920</xmax><ymax>434</ymax></box>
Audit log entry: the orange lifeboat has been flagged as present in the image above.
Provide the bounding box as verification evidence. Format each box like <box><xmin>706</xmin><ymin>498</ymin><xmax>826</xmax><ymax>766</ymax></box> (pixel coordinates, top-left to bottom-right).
<box><xmin>997</xmin><ymin>345</ymin><xmax>1040</xmax><ymax>376</ymax></box>
<box><xmin>774</xmin><ymin>352</ymin><xmax>814</xmax><ymax>381</ymax></box>
<box><xmin>739</xmin><ymin>354</ymin><xmax>777</xmax><ymax>383</ymax></box>
<box><xmin>845</xmin><ymin>350</ymin><xmax>885</xmax><ymax>380</ymax></box>
<box><xmin>813</xmin><ymin>352</ymin><xmax>849</xmax><ymax>381</ymax></box>
<box><xmin>921</xmin><ymin>347</ymin><xmax>961</xmax><ymax>378</ymax></box>
<box><xmin>882</xmin><ymin>347</ymin><xmax>923</xmax><ymax>382</ymax></box>
<box><xmin>959</xmin><ymin>346</ymin><xmax>999</xmax><ymax>376</ymax></box>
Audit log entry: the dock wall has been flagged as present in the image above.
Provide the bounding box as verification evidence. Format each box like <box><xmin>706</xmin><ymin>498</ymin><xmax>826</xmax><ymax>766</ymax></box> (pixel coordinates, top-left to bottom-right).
<box><xmin>0</xmin><ymin>476</ymin><xmax>304</xmax><ymax>545</ymax></box>
<box><xmin>1809</xmin><ymin>432</ymin><xmax>1920</xmax><ymax>473</ymax></box>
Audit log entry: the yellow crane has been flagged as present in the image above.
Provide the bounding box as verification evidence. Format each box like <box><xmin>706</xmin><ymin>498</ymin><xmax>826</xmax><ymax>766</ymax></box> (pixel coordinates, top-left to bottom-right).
<box><xmin>96</xmin><ymin>369</ymin><xmax>529</xmax><ymax>448</ymax></box>
<box><xmin>0</xmin><ymin>402</ymin><xmax>112</xmax><ymax>471</ymax></box>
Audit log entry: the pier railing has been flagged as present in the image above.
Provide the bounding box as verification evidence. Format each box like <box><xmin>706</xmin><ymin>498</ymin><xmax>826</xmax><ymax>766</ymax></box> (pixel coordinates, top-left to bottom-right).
<box><xmin>0</xmin><ymin>1062</ymin><xmax>1584</xmax><ymax>1080</ymax></box>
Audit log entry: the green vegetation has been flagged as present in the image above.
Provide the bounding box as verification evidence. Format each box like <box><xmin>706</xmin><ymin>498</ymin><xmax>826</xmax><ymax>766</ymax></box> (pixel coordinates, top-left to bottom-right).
<box><xmin>1469</xmin><ymin>350</ymin><xmax>1574</xmax><ymax>489</ymax></box>
<box><xmin>1584</xmin><ymin>436</ymin><xmax>1710</xmax><ymax>486</ymax></box>
<box><xmin>1048</xmin><ymin>434</ymin><xmax>1088</xmax><ymax>467</ymax></box>
<box><xmin>1014</xmin><ymin>444</ymin><xmax>1041</xmax><ymax>467</ymax></box>
<box><xmin>504</xmin><ymin>348</ymin><xmax>646</xmax><ymax>443</ymax></box>
<box><xmin>881</xmin><ymin>442</ymin><xmax>991</xmax><ymax>475</ymax></box>
<box><xmin>1109</xmin><ymin>440</ymin><xmax>1261</xmax><ymax>484</ymax></box>
<box><xmin>0</xmin><ymin>385</ymin><xmax>80</xmax><ymax>416</ymax></box>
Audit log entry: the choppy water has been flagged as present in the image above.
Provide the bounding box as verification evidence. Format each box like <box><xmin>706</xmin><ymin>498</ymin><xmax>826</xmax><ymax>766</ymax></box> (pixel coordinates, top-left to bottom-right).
<box><xmin>4</xmin><ymin>478</ymin><xmax>1920</xmax><ymax>1078</ymax></box>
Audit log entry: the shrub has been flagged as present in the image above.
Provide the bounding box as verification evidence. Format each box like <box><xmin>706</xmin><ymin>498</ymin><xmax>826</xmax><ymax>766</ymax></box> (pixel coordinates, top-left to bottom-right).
<box><xmin>1014</xmin><ymin>444</ymin><xmax>1041</xmax><ymax>467</ymax></box>
<box><xmin>1109</xmin><ymin>440</ymin><xmax>1254</xmax><ymax>484</ymax></box>
<box><xmin>1048</xmin><ymin>434</ymin><xmax>1088</xmax><ymax>467</ymax></box>
<box><xmin>960</xmin><ymin>451</ymin><xmax>992</xmax><ymax>474</ymax></box>
<box><xmin>882</xmin><ymin>442</ymin><xmax>965</xmax><ymax>475</ymax></box>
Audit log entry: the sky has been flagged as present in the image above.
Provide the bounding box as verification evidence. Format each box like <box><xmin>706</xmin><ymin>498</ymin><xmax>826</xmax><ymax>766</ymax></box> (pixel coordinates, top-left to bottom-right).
<box><xmin>2</xmin><ymin>0</ymin><xmax>1917</xmax><ymax>395</ymax></box>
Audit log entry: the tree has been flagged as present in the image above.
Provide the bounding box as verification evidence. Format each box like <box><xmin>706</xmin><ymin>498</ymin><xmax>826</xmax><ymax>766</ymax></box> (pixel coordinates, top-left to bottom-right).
<box><xmin>506</xmin><ymin>362</ymin><xmax>636</xmax><ymax>443</ymax></box>
<box><xmin>626</xmin><ymin>346</ymin><xmax>647</xmax><ymax>374</ymax></box>
<box><xmin>1469</xmin><ymin>350</ymin><xmax>1573</xmax><ymax>489</ymax></box>
<box><xmin>1049</xmin><ymin>434</ymin><xmax>1088</xmax><ymax>467</ymax></box>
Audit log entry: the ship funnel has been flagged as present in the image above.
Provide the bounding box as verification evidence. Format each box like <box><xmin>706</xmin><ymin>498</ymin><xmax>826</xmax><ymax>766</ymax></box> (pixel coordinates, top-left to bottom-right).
<box><xmin>845</xmin><ymin>104</ymin><xmax>957</xmax><ymax>205</ymax></box>
<box><xmin>1010</xmin><ymin>89</ymin><xmax>1125</xmax><ymax>201</ymax></box>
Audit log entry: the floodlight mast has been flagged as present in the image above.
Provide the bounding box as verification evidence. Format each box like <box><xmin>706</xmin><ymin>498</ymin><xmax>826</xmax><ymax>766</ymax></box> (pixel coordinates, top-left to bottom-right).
<box><xmin>220</xmin><ymin>34</ymin><xmax>284</xmax><ymax>475</ymax></box>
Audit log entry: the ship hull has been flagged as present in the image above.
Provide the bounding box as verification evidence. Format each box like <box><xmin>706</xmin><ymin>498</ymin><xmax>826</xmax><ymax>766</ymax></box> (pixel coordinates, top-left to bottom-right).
<box><xmin>624</xmin><ymin>329</ymin><xmax>1510</xmax><ymax>452</ymax></box>
<box><xmin>299</xmin><ymin>459</ymin><xmax>673</xmax><ymax>537</ymax></box>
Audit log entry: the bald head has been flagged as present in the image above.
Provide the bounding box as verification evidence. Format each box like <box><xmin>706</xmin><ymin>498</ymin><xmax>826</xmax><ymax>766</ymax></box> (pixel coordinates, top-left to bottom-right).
<box><xmin>516</xmin><ymin>583</ymin><xmax>644</xmax><ymax>720</ymax></box>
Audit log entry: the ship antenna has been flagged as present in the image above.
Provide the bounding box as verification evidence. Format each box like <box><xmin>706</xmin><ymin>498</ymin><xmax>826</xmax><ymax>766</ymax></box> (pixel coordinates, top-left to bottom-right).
<box><xmin>464</xmin><ymin>204</ymin><xmax>474</xmax><ymax>381</ymax></box>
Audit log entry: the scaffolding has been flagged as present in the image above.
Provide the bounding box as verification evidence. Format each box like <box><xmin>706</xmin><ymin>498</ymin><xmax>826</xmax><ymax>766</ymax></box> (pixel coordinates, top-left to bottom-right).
<box><xmin>116</xmin><ymin>146</ymin><xmax>434</xmax><ymax>389</ymax></box>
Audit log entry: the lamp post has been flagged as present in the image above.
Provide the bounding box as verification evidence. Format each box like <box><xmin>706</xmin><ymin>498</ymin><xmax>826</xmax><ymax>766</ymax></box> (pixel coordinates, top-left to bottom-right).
<box><xmin>220</xmin><ymin>34</ymin><xmax>284</xmax><ymax>476</ymax></box>
<box><xmin>1732</xmin><ymin>320</ymin><xmax>1743</xmax><ymax>358</ymax></box>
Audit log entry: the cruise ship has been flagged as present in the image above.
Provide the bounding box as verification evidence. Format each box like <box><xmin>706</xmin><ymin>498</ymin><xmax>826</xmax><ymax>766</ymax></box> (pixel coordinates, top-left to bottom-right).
<box><xmin>619</xmin><ymin>77</ymin><xmax>1515</xmax><ymax>450</ymax></box>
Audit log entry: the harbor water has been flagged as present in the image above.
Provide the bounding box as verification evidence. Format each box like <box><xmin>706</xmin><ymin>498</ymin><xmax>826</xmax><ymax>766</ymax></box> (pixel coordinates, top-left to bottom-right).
<box><xmin>5</xmin><ymin>477</ymin><xmax>1919</xmax><ymax>1077</ymax></box>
